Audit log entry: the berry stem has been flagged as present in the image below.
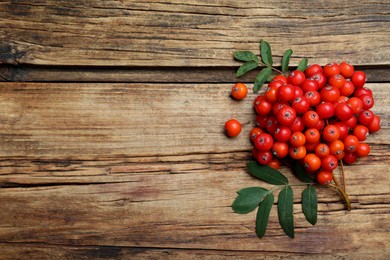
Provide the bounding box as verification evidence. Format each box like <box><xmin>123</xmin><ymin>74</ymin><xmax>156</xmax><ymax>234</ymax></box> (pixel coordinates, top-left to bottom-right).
<box><xmin>258</xmin><ymin>61</ymin><xmax>284</xmax><ymax>75</ymax></box>
<box><xmin>327</xmin><ymin>183</ymin><xmax>352</xmax><ymax>211</ymax></box>
<box><xmin>339</xmin><ymin>160</ymin><xmax>346</xmax><ymax>192</ymax></box>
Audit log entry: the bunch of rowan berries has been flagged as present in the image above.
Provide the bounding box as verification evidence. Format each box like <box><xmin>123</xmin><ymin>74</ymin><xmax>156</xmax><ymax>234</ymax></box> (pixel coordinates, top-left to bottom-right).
<box><xmin>225</xmin><ymin>62</ymin><xmax>381</xmax><ymax>185</ymax></box>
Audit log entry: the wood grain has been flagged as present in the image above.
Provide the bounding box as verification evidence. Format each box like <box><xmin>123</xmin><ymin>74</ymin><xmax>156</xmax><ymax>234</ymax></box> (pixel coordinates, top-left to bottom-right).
<box><xmin>0</xmin><ymin>0</ymin><xmax>389</xmax><ymax>67</ymax></box>
<box><xmin>0</xmin><ymin>83</ymin><xmax>389</xmax><ymax>258</ymax></box>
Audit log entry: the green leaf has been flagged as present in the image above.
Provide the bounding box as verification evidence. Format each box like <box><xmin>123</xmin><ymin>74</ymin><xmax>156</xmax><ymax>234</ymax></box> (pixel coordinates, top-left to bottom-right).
<box><xmin>297</xmin><ymin>58</ymin><xmax>308</xmax><ymax>71</ymax></box>
<box><xmin>293</xmin><ymin>162</ymin><xmax>314</xmax><ymax>183</ymax></box>
<box><xmin>232</xmin><ymin>187</ymin><xmax>270</xmax><ymax>214</ymax></box>
<box><xmin>278</xmin><ymin>186</ymin><xmax>294</xmax><ymax>238</ymax></box>
<box><xmin>281</xmin><ymin>49</ymin><xmax>293</xmax><ymax>73</ymax></box>
<box><xmin>256</xmin><ymin>193</ymin><xmax>274</xmax><ymax>238</ymax></box>
<box><xmin>234</xmin><ymin>51</ymin><xmax>258</xmax><ymax>62</ymax></box>
<box><xmin>302</xmin><ymin>185</ymin><xmax>317</xmax><ymax>225</ymax></box>
<box><xmin>253</xmin><ymin>67</ymin><xmax>272</xmax><ymax>93</ymax></box>
<box><xmin>247</xmin><ymin>161</ymin><xmax>289</xmax><ymax>185</ymax></box>
<box><xmin>236</xmin><ymin>60</ymin><xmax>258</xmax><ymax>77</ymax></box>
<box><xmin>260</xmin><ymin>40</ymin><xmax>273</xmax><ymax>66</ymax></box>
<box><xmin>266</xmin><ymin>74</ymin><xmax>275</xmax><ymax>82</ymax></box>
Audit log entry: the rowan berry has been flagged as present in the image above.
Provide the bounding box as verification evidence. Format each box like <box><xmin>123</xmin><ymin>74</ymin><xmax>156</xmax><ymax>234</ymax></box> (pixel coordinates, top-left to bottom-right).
<box><xmin>343</xmin><ymin>135</ymin><xmax>359</xmax><ymax>153</ymax></box>
<box><xmin>231</xmin><ymin>83</ymin><xmax>248</xmax><ymax>100</ymax></box>
<box><xmin>250</xmin><ymin>127</ymin><xmax>264</xmax><ymax>142</ymax></box>
<box><xmin>356</xmin><ymin>143</ymin><xmax>370</xmax><ymax>157</ymax></box>
<box><xmin>339</xmin><ymin>62</ymin><xmax>355</xmax><ymax>78</ymax></box>
<box><xmin>343</xmin><ymin>152</ymin><xmax>357</xmax><ymax>164</ymax></box>
<box><xmin>290</xmin><ymin>132</ymin><xmax>306</xmax><ymax>147</ymax></box>
<box><xmin>277</xmin><ymin>106</ymin><xmax>297</xmax><ymax>126</ymax></box>
<box><xmin>305</xmin><ymin>128</ymin><xmax>321</xmax><ymax>144</ymax></box>
<box><xmin>315</xmin><ymin>143</ymin><xmax>330</xmax><ymax>158</ymax></box>
<box><xmin>316</xmin><ymin>170</ymin><xmax>333</xmax><ymax>185</ymax></box>
<box><xmin>272</xmin><ymin>142</ymin><xmax>289</xmax><ymax>158</ymax></box>
<box><xmin>323</xmin><ymin>63</ymin><xmax>340</xmax><ymax>78</ymax></box>
<box><xmin>305</xmin><ymin>64</ymin><xmax>323</xmax><ymax>77</ymax></box>
<box><xmin>288</xmin><ymin>70</ymin><xmax>306</xmax><ymax>86</ymax></box>
<box><xmin>302</xmin><ymin>110</ymin><xmax>320</xmax><ymax>128</ymax></box>
<box><xmin>303</xmin><ymin>153</ymin><xmax>322</xmax><ymax>172</ymax></box>
<box><xmin>321</xmin><ymin>154</ymin><xmax>338</xmax><ymax>172</ymax></box>
<box><xmin>289</xmin><ymin>146</ymin><xmax>307</xmax><ymax>160</ymax></box>
<box><xmin>254</xmin><ymin>133</ymin><xmax>274</xmax><ymax>151</ymax></box>
<box><xmin>322</xmin><ymin>124</ymin><xmax>341</xmax><ymax>142</ymax></box>
<box><xmin>225</xmin><ymin>119</ymin><xmax>241</xmax><ymax>137</ymax></box>
<box><xmin>256</xmin><ymin>150</ymin><xmax>273</xmax><ymax>165</ymax></box>
<box><xmin>367</xmin><ymin>115</ymin><xmax>381</xmax><ymax>133</ymax></box>
<box><xmin>316</xmin><ymin>102</ymin><xmax>335</xmax><ymax>119</ymax></box>
<box><xmin>328</xmin><ymin>74</ymin><xmax>346</xmax><ymax>88</ymax></box>
<box><xmin>278</xmin><ymin>84</ymin><xmax>295</xmax><ymax>102</ymax></box>
<box><xmin>351</xmin><ymin>71</ymin><xmax>366</xmax><ymax>88</ymax></box>
<box><xmin>353</xmin><ymin>125</ymin><xmax>369</xmax><ymax>141</ymax></box>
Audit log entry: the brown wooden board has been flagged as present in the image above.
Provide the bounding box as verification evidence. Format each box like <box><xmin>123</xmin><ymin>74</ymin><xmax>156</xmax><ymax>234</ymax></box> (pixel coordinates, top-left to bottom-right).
<box><xmin>0</xmin><ymin>83</ymin><xmax>389</xmax><ymax>258</ymax></box>
<box><xmin>0</xmin><ymin>0</ymin><xmax>389</xmax><ymax>67</ymax></box>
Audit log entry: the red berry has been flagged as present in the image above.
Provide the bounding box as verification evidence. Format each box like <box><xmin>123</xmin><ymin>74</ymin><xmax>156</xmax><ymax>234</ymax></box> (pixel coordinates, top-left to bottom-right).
<box><xmin>356</xmin><ymin>143</ymin><xmax>370</xmax><ymax>157</ymax></box>
<box><xmin>254</xmin><ymin>98</ymin><xmax>272</xmax><ymax>115</ymax></box>
<box><xmin>310</xmin><ymin>73</ymin><xmax>327</xmax><ymax>89</ymax></box>
<box><xmin>302</xmin><ymin>110</ymin><xmax>320</xmax><ymax>128</ymax></box>
<box><xmin>354</xmin><ymin>87</ymin><xmax>372</xmax><ymax>97</ymax></box>
<box><xmin>231</xmin><ymin>83</ymin><xmax>248</xmax><ymax>100</ymax></box>
<box><xmin>272</xmin><ymin>75</ymin><xmax>288</xmax><ymax>84</ymax></box>
<box><xmin>305</xmin><ymin>64</ymin><xmax>323</xmax><ymax>77</ymax></box>
<box><xmin>367</xmin><ymin>115</ymin><xmax>381</xmax><ymax>133</ymax></box>
<box><xmin>256</xmin><ymin>150</ymin><xmax>273</xmax><ymax>165</ymax></box>
<box><xmin>301</xmin><ymin>79</ymin><xmax>319</xmax><ymax>92</ymax></box>
<box><xmin>290</xmin><ymin>132</ymin><xmax>306</xmax><ymax>147</ymax></box>
<box><xmin>254</xmin><ymin>133</ymin><xmax>274</xmax><ymax>151</ymax></box>
<box><xmin>328</xmin><ymin>74</ymin><xmax>346</xmax><ymax>88</ymax></box>
<box><xmin>305</xmin><ymin>91</ymin><xmax>321</xmax><ymax>106</ymax></box>
<box><xmin>316</xmin><ymin>170</ymin><xmax>333</xmax><ymax>185</ymax></box>
<box><xmin>288</xmin><ymin>70</ymin><xmax>306</xmax><ymax>86</ymax></box>
<box><xmin>289</xmin><ymin>116</ymin><xmax>306</xmax><ymax>133</ymax></box>
<box><xmin>320</xmin><ymin>85</ymin><xmax>340</xmax><ymax>103</ymax></box>
<box><xmin>335</xmin><ymin>102</ymin><xmax>354</xmax><ymax>121</ymax></box>
<box><xmin>343</xmin><ymin>135</ymin><xmax>359</xmax><ymax>153</ymax></box>
<box><xmin>316</xmin><ymin>102</ymin><xmax>335</xmax><ymax>119</ymax></box>
<box><xmin>292</xmin><ymin>96</ymin><xmax>310</xmax><ymax>114</ymax></box>
<box><xmin>334</xmin><ymin>122</ymin><xmax>349</xmax><ymax>140</ymax></box>
<box><xmin>343</xmin><ymin>152</ymin><xmax>357</xmax><ymax>164</ymax></box>
<box><xmin>225</xmin><ymin>119</ymin><xmax>241</xmax><ymax>137</ymax></box>
<box><xmin>303</xmin><ymin>153</ymin><xmax>322</xmax><ymax>172</ymax></box>
<box><xmin>353</xmin><ymin>125</ymin><xmax>369</xmax><ymax>141</ymax></box>
<box><xmin>322</xmin><ymin>124</ymin><xmax>341</xmax><ymax>142</ymax></box>
<box><xmin>323</xmin><ymin>63</ymin><xmax>340</xmax><ymax>78</ymax></box>
<box><xmin>321</xmin><ymin>154</ymin><xmax>338</xmax><ymax>172</ymax></box>
<box><xmin>277</xmin><ymin>106</ymin><xmax>297</xmax><ymax>126</ymax></box>
<box><xmin>340</xmin><ymin>80</ymin><xmax>355</xmax><ymax>97</ymax></box>
<box><xmin>347</xmin><ymin>97</ymin><xmax>364</xmax><ymax>114</ymax></box>
<box><xmin>357</xmin><ymin>110</ymin><xmax>374</xmax><ymax>126</ymax></box>
<box><xmin>339</xmin><ymin>62</ymin><xmax>355</xmax><ymax>78</ymax></box>
<box><xmin>250</xmin><ymin>127</ymin><xmax>264</xmax><ymax>142</ymax></box>
<box><xmin>272</xmin><ymin>142</ymin><xmax>289</xmax><ymax>158</ymax></box>
<box><xmin>315</xmin><ymin>143</ymin><xmax>330</xmax><ymax>158</ymax></box>
<box><xmin>274</xmin><ymin>125</ymin><xmax>292</xmax><ymax>143</ymax></box>
<box><xmin>359</xmin><ymin>94</ymin><xmax>374</xmax><ymax>110</ymax></box>
<box><xmin>351</xmin><ymin>71</ymin><xmax>366</xmax><ymax>88</ymax></box>
<box><xmin>278</xmin><ymin>84</ymin><xmax>296</xmax><ymax>102</ymax></box>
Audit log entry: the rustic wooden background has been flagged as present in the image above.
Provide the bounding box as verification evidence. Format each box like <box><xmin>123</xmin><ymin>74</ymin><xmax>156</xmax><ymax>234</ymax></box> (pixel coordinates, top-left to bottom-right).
<box><xmin>0</xmin><ymin>1</ymin><xmax>389</xmax><ymax>259</ymax></box>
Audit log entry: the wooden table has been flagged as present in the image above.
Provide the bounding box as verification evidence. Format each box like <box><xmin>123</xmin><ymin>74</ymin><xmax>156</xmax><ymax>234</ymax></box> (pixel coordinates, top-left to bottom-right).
<box><xmin>1</xmin><ymin>1</ymin><xmax>389</xmax><ymax>259</ymax></box>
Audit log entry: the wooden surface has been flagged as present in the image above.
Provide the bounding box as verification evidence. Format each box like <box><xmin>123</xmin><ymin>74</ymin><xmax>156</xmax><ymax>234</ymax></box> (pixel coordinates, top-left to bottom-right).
<box><xmin>0</xmin><ymin>1</ymin><xmax>390</xmax><ymax>259</ymax></box>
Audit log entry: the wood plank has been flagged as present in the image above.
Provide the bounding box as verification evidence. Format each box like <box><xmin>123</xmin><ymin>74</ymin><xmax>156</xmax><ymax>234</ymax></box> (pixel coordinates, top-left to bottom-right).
<box><xmin>1</xmin><ymin>65</ymin><xmax>390</xmax><ymax>83</ymax></box>
<box><xmin>0</xmin><ymin>0</ymin><xmax>389</xmax><ymax>67</ymax></box>
<box><xmin>0</xmin><ymin>83</ymin><xmax>389</xmax><ymax>258</ymax></box>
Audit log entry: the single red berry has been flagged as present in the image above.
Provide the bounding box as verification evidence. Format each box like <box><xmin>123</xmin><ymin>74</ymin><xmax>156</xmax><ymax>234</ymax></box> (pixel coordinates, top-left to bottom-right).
<box><xmin>305</xmin><ymin>128</ymin><xmax>321</xmax><ymax>144</ymax></box>
<box><xmin>274</xmin><ymin>125</ymin><xmax>292</xmax><ymax>143</ymax></box>
<box><xmin>301</xmin><ymin>79</ymin><xmax>319</xmax><ymax>92</ymax></box>
<box><xmin>316</xmin><ymin>102</ymin><xmax>335</xmax><ymax>119</ymax></box>
<box><xmin>272</xmin><ymin>101</ymin><xmax>289</xmax><ymax>116</ymax></box>
<box><xmin>321</xmin><ymin>154</ymin><xmax>338</xmax><ymax>172</ymax></box>
<box><xmin>225</xmin><ymin>119</ymin><xmax>241</xmax><ymax>137</ymax></box>
<box><xmin>231</xmin><ymin>83</ymin><xmax>248</xmax><ymax>100</ymax></box>
<box><xmin>305</xmin><ymin>64</ymin><xmax>323</xmax><ymax>77</ymax></box>
<box><xmin>277</xmin><ymin>106</ymin><xmax>297</xmax><ymax>126</ymax></box>
<box><xmin>254</xmin><ymin>98</ymin><xmax>272</xmax><ymax>115</ymax></box>
<box><xmin>316</xmin><ymin>170</ymin><xmax>333</xmax><ymax>185</ymax></box>
<box><xmin>340</xmin><ymin>80</ymin><xmax>355</xmax><ymax>97</ymax></box>
<box><xmin>303</xmin><ymin>153</ymin><xmax>322</xmax><ymax>172</ymax></box>
<box><xmin>292</xmin><ymin>96</ymin><xmax>310</xmax><ymax>114</ymax></box>
<box><xmin>328</xmin><ymin>74</ymin><xmax>346</xmax><ymax>88</ymax></box>
<box><xmin>264</xmin><ymin>85</ymin><xmax>279</xmax><ymax>103</ymax></box>
<box><xmin>309</xmin><ymin>73</ymin><xmax>327</xmax><ymax>89</ymax></box>
<box><xmin>329</xmin><ymin>140</ymin><xmax>345</xmax><ymax>157</ymax></box>
<box><xmin>315</xmin><ymin>143</ymin><xmax>330</xmax><ymax>158</ymax></box>
<box><xmin>288</xmin><ymin>70</ymin><xmax>306</xmax><ymax>86</ymax></box>
<box><xmin>320</xmin><ymin>85</ymin><xmax>340</xmax><ymax>103</ymax></box>
<box><xmin>314</xmin><ymin>119</ymin><xmax>325</xmax><ymax>131</ymax></box>
<box><xmin>335</xmin><ymin>102</ymin><xmax>354</xmax><ymax>121</ymax></box>
<box><xmin>354</xmin><ymin>87</ymin><xmax>373</xmax><ymax>97</ymax></box>
<box><xmin>359</xmin><ymin>94</ymin><xmax>374</xmax><ymax>110</ymax></box>
<box><xmin>272</xmin><ymin>142</ymin><xmax>289</xmax><ymax>158</ymax></box>
<box><xmin>334</xmin><ymin>122</ymin><xmax>349</xmax><ymax>140</ymax></box>
<box><xmin>289</xmin><ymin>116</ymin><xmax>306</xmax><ymax>133</ymax></box>
<box><xmin>265</xmin><ymin>116</ymin><xmax>279</xmax><ymax>135</ymax></box>
<box><xmin>290</xmin><ymin>132</ymin><xmax>306</xmax><ymax>147</ymax></box>
<box><xmin>367</xmin><ymin>115</ymin><xmax>381</xmax><ymax>133</ymax></box>
<box><xmin>343</xmin><ymin>152</ymin><xmax>357</xmax><ymax>164</ymax></box>
<box><xmin>356</xmin><ymin>143</ymin><xmax>370</xmax><ymax>157</ymax></box>
<box><xmin>322</xmin><ymin>124</ymin><xmax>341</xmax><ymax>142</ymax></box>
<box><xmin>277</xmin><ymin>84</ymin><xmax>296</xmax><ymax>102</ymax></box>
<box><xmin>250</xmin><ymin>127</ymin><xmax>264</xmax><ymax>142</ymax></box>
<box><xmin>254</xmin><ymin>133</ymin><xmax>274</xmax><ymax>151</ymax></box>
<box><xmin>357</xmin><ymin>110</ymin><xmax>374</xmax><ymax>126</ymax></box>
<box><xmin>268</xmin><ymin>158</ymin><xmax>281</xmax><ymax>169</ymax></box>
<box><xmin>256</xmin><ymin>114</ymin><xmax>268</xmax><ymax>129</ymax></box>
<box><xmin>289</xmin><ymin>146</ymin><xmax>307</xmax><ymax>160</ymax></box>
<box><xmin>344</xmin><ymin>115</ymin><xmax>358</xmax><ymax>129</ymax></box>
<box><xmin>323</xmin><ymin>63</ymin><xmax>341</xmax><ymax>78</ymax></box>
<box><xmin>272</xmin><ymin>75</ymin><xmax>288</xmax><ymax>84</ymax></box>
<box><xmin>339</xmin><ymin>62</ymin><xmax>355</xmax><ymax>78</ymax></box>
<box><xmin>256</xmin><ymin>150</ymin><xmax>273</xmax><ymax>165</ymax></box>
<box><xmin>351</xmin><ymin>71</ymin><xmax>366</xmax><ymax>88</ymax></box>
<box><xmin>347</xmin><ymin>97</ymin><xmax>364</xmax><ymax>114</ymax></box>
<box><xmin>305</xmin><ymin>90</ymin><xmax>322</xmax><ymax>106</ymax></box>
<box><xmin>343</xmin><ymin>135</ymin><xmax>359</xmax><ymax>153</ymax></box>
<box><xmin>293</xmin><ymin>86</ymin><xmax>304</xmax><ymax>98</ymax></box>
<box><xmin>302</xmin><ymin>110</ymin><xmax>320</xmax><ymax>128</ymax></box>
<box><xmin>353</xmin><ymin>125</ymin><xmax>369</xmax><ymax>141</ymax></box>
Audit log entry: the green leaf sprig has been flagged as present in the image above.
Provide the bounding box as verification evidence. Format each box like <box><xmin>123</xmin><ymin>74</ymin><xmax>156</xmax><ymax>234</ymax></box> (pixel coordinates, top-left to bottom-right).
<box><xmin>232</xmin><ymin>161</ymin><xmax>317</xmax><ymax>238</ymax></box>
<box><xmin>233</xmin><ymin>40</ymin><xmax>308</xmax><ymax>93</ymax></box>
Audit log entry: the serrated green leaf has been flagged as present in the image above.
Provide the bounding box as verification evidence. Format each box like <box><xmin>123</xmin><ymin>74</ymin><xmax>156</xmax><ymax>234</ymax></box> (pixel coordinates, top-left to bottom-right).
<box><xmin>278</xmin><ymin>186</ymin><xmax>294</xmax><ymax>238</ymax></box>
<box><xmin>282</xmin><ymin>49</ymin><xmax>293</xmax><ymax>73</ymax></box>
<box><xmin>231</xmin><ymin>187</ymin><xmax>270</xmax><ymax>214</ymax></box>
<box><xmin>253</xmin><ymin>67</ymin><xmax>272</xmax><ymax>93</ymax></box>
<box><xmin>302</xmin><ymin>185</ymin><xmax>317</xmax><ymax>225</ymax></box>
<box><xmin>247</xmin><ymin>160</ymin><xmax>288</xmax><ymax>185</ymax></box>
<box><xmin>236</xmin><ymin>60</ymin><xmax>258</xmax><ymax>77</ymax></box>
<box><xmin>256</xmin><ymin>193</ymin><xmax>274</xmax><ymax>238</ymax></box>
<box><xmin>297</xmin><ymin>58</ymin><xmax>308</xmax><ymax>71</ymax></box>
<box><xmin>260</xmin><ymin>40</ymin><xmax>273</xmax><ymax>66</ymax></box>
<box><xmin>234</xmin><ymin>51</ymin><xmax>259</xmax><ymax>62</ymax></box>
<box><xmin>293</xmin><ymin>162</ymin><xmax>314</xmax><ymax>183</ymax></box>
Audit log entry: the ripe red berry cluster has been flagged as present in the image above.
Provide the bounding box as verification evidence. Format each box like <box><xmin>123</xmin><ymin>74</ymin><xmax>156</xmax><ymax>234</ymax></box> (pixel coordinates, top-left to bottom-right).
<box><xmin>249</xmin><ymin>62</ymin><xmax>381</xmax><ymax>185</ymax></box>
